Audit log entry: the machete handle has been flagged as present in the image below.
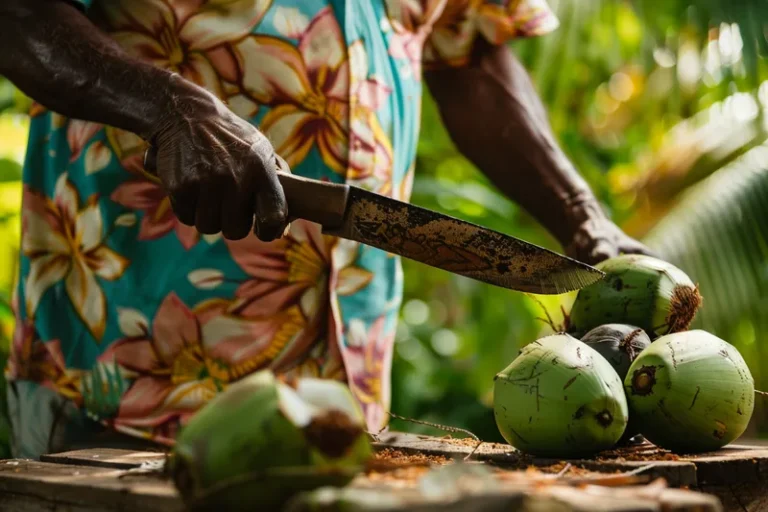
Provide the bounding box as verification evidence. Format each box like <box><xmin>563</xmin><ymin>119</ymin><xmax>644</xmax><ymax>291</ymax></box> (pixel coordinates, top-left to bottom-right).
<box><xmin>143</xmin><ymin>145</ymin><xmax>350</xmax><ymax>229</ymax></box>
<box><xmin>277</xmin><ymin>173</ymin><xmax>349</xmax><ymax>228</ymax></box>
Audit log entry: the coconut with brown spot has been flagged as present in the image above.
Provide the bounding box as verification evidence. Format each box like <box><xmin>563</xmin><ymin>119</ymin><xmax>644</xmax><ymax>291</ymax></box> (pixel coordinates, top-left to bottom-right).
<box><xmin>624</xmin><ymin>330</ymin><xmax>754</xmax><ymax>453</ymax></box>
<box><xmin>567</xmin><ymin>255</ymin><xmax>702</xmax><ymax>339</ymax></box>
<box><xmin>493</xmin><ymin>334</ymin><xmax>628</xmax><ymax>458</ymax></box>
<box><xmin>169</xmin><ymin>370</ymin><xmax>372</xmax><ymax>511</ymax></box>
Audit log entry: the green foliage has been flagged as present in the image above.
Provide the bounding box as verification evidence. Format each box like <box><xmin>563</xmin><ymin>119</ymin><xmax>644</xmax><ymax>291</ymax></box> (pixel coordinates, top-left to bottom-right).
<box><xmin>0</xmin><ymin>158</ymin><xmax>22</xmax><ymax>183</ymax></box>
<box><xmin>390</xmin><ymin>0</ymin><xmax>768</xmax><ymax>440</ymax></box>
<box><xmin>0</xmin><ymin>0</ymin><xmax>766</xmax><ymax>449</ymax></box>
<box><xmin>82</xmin><ymin>361</ymin><xmax>129</xmax><ymax>422</ymax></box>
<box><xmin>0</xmin><ymin>77</ymin><xmax>32</xmax><ymax>115</ymax></box>
<box><xmin>0</xmin><ymin>291</ymin><xmax>11</xmax><ymax>458</ymax></box>
<box><xmin>636</xmin><ymin>0</ymin><xmax>768</xmax><ymax>84</ymax></box>
<box><xmin>645</xmin><ymin>147</ymin><xmax>768</xmax><ymax>393</ymax></box>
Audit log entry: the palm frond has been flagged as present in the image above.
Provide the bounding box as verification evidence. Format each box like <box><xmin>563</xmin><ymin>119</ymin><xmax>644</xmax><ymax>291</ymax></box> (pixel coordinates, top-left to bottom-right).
<box><xmin>622</xmin><ymin>91</ymin><xmax>768</xmax><ymax>237</ymax></box>
<box><xmin>635</xmin><ymin>0</ymin><xmax>768</xmax><ymax>84</ymax></box>
<box><xmin>643</xmin><ymin>144</ymin><xmax>768</xmax><ymax>383</ymax></box>
<box><xmin>82</xmin><ymin>361</ymin><xmax>128</xmax><ymax>422</ymax></box>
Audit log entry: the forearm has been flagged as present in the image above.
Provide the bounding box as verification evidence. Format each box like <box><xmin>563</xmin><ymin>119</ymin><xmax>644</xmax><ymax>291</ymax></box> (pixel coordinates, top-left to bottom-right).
<box><xmin>425</xmin><ymin>41</ymin><xmax>606</xmax><ymax>246</ymax></box>
<box><xmin>0</xmin><ymin>0</ymin><xmax>183</xmax><ymax>139</ymax></box>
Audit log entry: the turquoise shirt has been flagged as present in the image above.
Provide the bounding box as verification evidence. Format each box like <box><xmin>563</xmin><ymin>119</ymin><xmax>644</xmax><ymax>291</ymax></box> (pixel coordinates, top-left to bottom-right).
<box><xmin>9</xmin><ymin>0</ymin><xmax>557</xmax><ymax>444</ymax></box>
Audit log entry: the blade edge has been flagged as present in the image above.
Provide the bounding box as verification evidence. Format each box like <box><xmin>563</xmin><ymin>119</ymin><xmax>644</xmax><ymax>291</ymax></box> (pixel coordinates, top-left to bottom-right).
<box><xmin>325</xmin><ymin>188</ymin><xmax>603</xmax><ymax>295</ymax></box>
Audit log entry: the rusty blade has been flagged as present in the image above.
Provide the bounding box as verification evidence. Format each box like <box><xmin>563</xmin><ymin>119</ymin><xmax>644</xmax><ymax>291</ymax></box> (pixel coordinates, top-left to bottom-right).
<box><xmin>323</xmin><ymin>187</ymin><xmax>604</xmax><ymax>295</ymax></box>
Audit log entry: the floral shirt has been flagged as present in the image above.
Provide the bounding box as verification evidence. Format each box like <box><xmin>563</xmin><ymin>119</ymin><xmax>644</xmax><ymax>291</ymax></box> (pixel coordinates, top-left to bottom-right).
<box><xmin>9</xmin><ymin>0</ymin><xmax>557</xmax><ymax>445</ymax></box>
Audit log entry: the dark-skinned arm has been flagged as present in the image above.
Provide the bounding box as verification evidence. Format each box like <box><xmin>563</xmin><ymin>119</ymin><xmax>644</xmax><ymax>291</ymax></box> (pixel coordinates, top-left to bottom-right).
<box><xmin>0</xmin><ymin>0</ymin><xmax>288</xmax><ymax>241</ymax></box>
<box><xmin>424</xmin><ymin>40</ymin><xmax>652</xmax><ymax>264</ymax></box>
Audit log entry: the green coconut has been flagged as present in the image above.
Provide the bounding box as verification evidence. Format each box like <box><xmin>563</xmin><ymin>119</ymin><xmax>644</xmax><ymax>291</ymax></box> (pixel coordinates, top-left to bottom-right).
<box><xmin>170</xmin><ymin>370</ymin><xmax>372</xmax><ymax>511</ymax></box>
<box><xmin>494</xmin><ymin>334</ymin><xmax>628</xmax><ymax>458</ymax></box>
<box><xmin>581</xmin><ymin>324</ymin><xmax>652</xmax><ymax>445</ymax></box>
<box><xmin>568</xmin><ymin>255</ymin><xmax>702</xmax><ymax>339</ymax></box>
<box><xmin>581</xmin><ymin>324</ymin><xmax>651</xmax><ymax>381</ymax></box>
<box><xmin>624</xmin><ymin>330</ymin><xmax>755</xmax><ymax>454</ymax></box>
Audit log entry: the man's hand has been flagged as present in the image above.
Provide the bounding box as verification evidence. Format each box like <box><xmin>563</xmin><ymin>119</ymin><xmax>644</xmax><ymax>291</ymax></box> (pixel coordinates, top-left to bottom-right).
<box><xmin>147</xmin><ymin>79</ymin><xmax>288</xmax><ymax>241</ymax></box>
<box><xmin>564</xmin><ymin>217</ymin><xmax>654</xmax><ymax>265</ymax></box>
<box><xmin>1</xmin><ymin>0</ymin><xmax>288</xmax><ymax>242</ymax></box>
<box><xmin>425</xmin><ymin>40</ymin><xmax>653</xmax><ymax>265</ymax></box>
<box><xmin>558</xmin><ymin>195</ymin><xmax>655</xmax><ymax>265</ymax></box>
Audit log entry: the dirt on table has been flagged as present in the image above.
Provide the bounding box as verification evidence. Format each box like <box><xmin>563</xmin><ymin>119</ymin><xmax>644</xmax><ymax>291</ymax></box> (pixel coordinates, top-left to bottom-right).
<box><xmin>362</xmin><ymin>437</ymin><xmax>681</xmax><ymax>487</ymax></box>
<box><xmin>364</xmin><ymin>448</ymin><xmax>606</xmax><ymax>486</ymax></box>
<box><xmin>439</xmin><ymin>436</ymin><xmax>507</xmax><ymax>450</ymax></box>
<box><xmin>371</xmin><ymin>448</ymin><xmax>451</xmax><ymax>466</ymax></box>
<box><xmin>595</xmin><ymin>442</ymin><xmax>680</xmax><ymax>462</ymax></box>
<box><xmin>526</xmin><ymin>462</ymin><xmax>595</xmax><ymax>477</ymax></box>
<box><xmin>439</xmin><ymin>436</ymin><xmax>481</xmax><ymax>447</ymax></box>
<box><xmin>362</xmin><ymin>449</ymin><xmax>452</xmax><ymax>484</ymax></box>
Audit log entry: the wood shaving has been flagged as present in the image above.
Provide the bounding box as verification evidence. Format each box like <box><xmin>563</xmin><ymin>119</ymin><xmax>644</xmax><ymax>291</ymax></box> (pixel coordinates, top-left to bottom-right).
<box><xmin>596</xmin><ymin>444</ymin><xmax>680</xmax><ymax>462</ymax></box>
<box><xmin>373</xmin><ymin>448</ymin><xmax>451</xmax><ymax>466</ymax></box>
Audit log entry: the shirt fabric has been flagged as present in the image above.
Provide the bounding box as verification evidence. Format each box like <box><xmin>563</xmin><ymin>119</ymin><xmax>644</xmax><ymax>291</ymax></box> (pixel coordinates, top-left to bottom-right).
<box><xmin>9</xmin><ymin>0</ymin><xmax>557</xmax><ymax>446</ymax></box>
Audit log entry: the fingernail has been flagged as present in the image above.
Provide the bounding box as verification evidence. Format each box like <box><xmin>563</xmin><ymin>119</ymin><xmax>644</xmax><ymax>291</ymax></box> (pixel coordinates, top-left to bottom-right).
<box><xmin>283</xmin><ymin>223</ymin><xmax>292</xmax><ymax>238</ymax></box>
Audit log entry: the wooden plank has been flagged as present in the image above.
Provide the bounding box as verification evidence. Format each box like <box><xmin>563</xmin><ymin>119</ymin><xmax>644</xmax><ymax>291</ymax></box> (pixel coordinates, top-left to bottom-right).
<box><xmin>41</xmin><ymin>448</ymin><xmax>167</xmax><ymax>470</ymax></box>
<box><xmin>287</xmin><ymin>472</ymin><xmax>723</xmax><ymax>512</ymax></box>
<box><xmin>0</xmin><ymin>454</ymin><xmax>722</xmax><ymax>512</ymax></box>
<box><xmin>679</xmin><ymin>445</ymin><xmax>768</xmax><ymax>485</ymax></box>
<box><xmin>288</xmin><ymin>489</ymin><xmax>708</xmax><ymax>512</ymax></box>
<box><xmin>699</xmin><ymin>483</ymin><xmax>768</xmax><ymax>512</ymax></box>
<box><xmin>9</xmin><ymin>431</ymin><xmax>766</xmax><ymax>512</ymax></box>
<box><xmin>373</xmin><ymin>433</ymin><xmax>700</xmax><ymax>486</ymax></box>
<box><xmin>40</xmin><ymin>434</ymin><xmax>768</xmax><ymax>488</ymax></box>
<box><xmin>0</xmin><ymin>459</ymin><xmax>182</xmax><ymax>512</ymax></box>
<box><xmin>373</xmin><ymin>432</ymin><xmax>768</xmax><ymax>490</ymax></box>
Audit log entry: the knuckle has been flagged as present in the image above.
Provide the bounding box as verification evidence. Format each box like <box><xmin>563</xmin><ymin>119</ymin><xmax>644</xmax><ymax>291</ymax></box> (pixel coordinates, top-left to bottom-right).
<box><xmin>196</xmin><ymin>223</ymin><xmax>219</xmax><ymax>235</ymax></box>
<box><xmin>222</xmin><ymin>227</ymin><xmax>249</xmax><ymax>241</ymax></box>
<box><xmin>258</xmin><ymin>209</ymin><xmax>288</xmax><ymax>228</ymax></box>
<box><xmin>248</xmin><ymin>134</ymin><xmax>274</xmax><ymax>158</ymax></box>
<box><xmin>175</xmin><ymin>173</ymin><xmax>200</xmax><ymax>190</ymax></box>
<box><xmin>165</xmin><ymin>182</ymin><xmax>181</xmax><ymax>196</ymax></box>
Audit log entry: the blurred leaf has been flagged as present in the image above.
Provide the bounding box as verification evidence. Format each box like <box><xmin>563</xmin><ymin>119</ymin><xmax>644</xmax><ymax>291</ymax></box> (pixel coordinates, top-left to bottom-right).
<box><xmin>395</xmin><ymin>0</ymin><xmax>768</xmax><ymax>439</ymax></box>
<box><xmin>0</xmin><ymin>158</ymin><xmax>22</xmax><ymax>183</ymax></box>
<box><xmin>0</xmin><ymin>78</ymin><xmax>14</xmax><ymax>114</ymax></box>
<box><xmin>644</xmin><ymin>144</ymin><xmax>768</xmax><ymax>391</ymax></box>
<box><xmin>621</xmin><ymin>91</ymin><xmax>768</xmax><ymax>237</ymax></box>
<box><xmin>0</xmin><ymin>0</ymin><xmax>766</xmax><ymax>446</ymax></box>
<box><xmin>636</xmin><ymin>0</ymin><xmax>768</xmax><ymax>85</ymax></box>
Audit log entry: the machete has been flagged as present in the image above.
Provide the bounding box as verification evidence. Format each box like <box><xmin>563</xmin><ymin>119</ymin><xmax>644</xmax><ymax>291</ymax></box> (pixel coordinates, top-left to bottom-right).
<box><xmin>144</xmin><ymin>149</ymin><xmax>604</xmax><ymax>295</ymax></box>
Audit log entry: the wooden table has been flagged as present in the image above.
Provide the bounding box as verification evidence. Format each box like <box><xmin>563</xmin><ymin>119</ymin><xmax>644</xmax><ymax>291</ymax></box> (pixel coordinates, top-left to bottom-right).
<box><xmin>0</xmin><ymin>432</ymin><xmax>766</xmax><ymax>512</ymax></box>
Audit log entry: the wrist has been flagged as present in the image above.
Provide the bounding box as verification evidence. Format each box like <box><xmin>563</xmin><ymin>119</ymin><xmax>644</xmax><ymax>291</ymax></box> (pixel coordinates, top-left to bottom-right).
<box><xmin>136</xmin><ymin>71</ymin><xmax>187</xmax><ymax>142</ymax></box>
<box><xmin>142</xmin><ymin>73</ymin><xmax>223</xmax><ymax>144</ymax></box>
<box><xmin>556</xmin><ymin>191</ymin><xmax>608</xmax><ymax>245</ymax></box>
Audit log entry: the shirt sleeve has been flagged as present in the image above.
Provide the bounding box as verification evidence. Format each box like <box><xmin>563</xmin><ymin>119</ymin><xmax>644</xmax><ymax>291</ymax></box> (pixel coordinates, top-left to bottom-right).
<box><xmin>423</xmin><ymin>0</ymin><xmax>559</xmax><ymax>69</ymax></box>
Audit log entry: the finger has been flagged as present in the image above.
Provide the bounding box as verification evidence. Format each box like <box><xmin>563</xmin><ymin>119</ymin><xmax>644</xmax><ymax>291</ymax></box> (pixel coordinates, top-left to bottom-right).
<box><xmin>274</xmin><ymin>154</ymin><xmax>297</xmax><ymax>226</ymax></box>
<box><xmin>620</xmin><ymin>239</ymin><xmax>659</xmax><ymax>259</ymax></box>
<box><xmin>170</xmin><ymin>185</ymin><xmax>198</xmax><ymax>227</ymax></box>
<box><xmin>274</xmin><ymin>153</ymin><xmax>291</xmax><ymax>174</ymax></box>
<box><xmin>195</xmin><ymin>184</ymin><xmax>223</xmax><ymax>235</ymax></box>
<box><xmin>253</xmin><ymin>159</ymin><xmax>289</xmax><ymax>242</ymax></box>
<box><xmin>221</xmin><ymin>184</ymin><xmax>255</xmax><ymax>240</ymax></box>
<box><xmin>587</xmin><ymin>240</ymin><xmax>618</xmax><ymax>265</ymax></box>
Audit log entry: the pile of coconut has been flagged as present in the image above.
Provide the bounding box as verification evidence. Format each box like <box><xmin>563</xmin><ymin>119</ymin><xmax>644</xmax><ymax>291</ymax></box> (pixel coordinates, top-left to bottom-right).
<box><xmin>167</xmin><ymin>255</ymin><xmax>756</xmax><ymax>510</ymax></box>
<box><xmin>494</xmin><ymin>254</ymin><xmax>755</xmax><ymax>457</ymax></box>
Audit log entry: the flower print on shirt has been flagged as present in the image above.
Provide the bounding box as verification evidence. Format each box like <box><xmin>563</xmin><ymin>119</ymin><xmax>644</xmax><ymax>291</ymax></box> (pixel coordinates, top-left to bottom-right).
<box><xmin>22</xmin><ymin>174</ymin><xmax>129</xmax><ymax>341</ymax></box>
<box><xmin>235</xmin><ymin>7</ymin><xmax>350</xmax><ymax>173</ymax></box>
